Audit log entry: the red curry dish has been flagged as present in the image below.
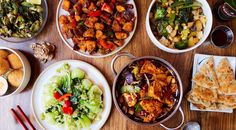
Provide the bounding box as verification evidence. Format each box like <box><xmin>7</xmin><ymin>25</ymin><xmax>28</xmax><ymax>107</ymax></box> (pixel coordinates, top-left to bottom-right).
<box><xmin>59</xmin><ymin>0</ymin><xmax>136</xmax><ymax>55</ymax></box>
<box><xmin>115</xmin><ymin>59</ymin><xmax>178</xmax><ymax>123</ymax></box>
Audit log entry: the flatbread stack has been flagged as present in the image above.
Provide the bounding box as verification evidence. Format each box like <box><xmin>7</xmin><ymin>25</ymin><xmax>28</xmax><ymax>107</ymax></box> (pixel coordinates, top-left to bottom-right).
<box><xmin>187</xmin><ymin>57</ymin><xmax>236</xmax><ymax>110</ymax></box>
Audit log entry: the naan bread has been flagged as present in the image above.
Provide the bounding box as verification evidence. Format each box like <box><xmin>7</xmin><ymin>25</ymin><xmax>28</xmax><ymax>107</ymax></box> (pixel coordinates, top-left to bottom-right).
<box><xmin>192</xmin><ymin>103</ymin><xmax>217</xmax><ymax>110</ymax></box>
<box><xmin>218</xmin><ymin>80</ymin><xmax>236</xmax><ymax>95</ymax></box>
<box><xmin>217</xmin><ymin>103</ymin><xmax>236</xmax><ymax>109</ymax></box>
<box><xmin>199</xmin><ymin>57</ymin><xmax>219</xmax><ymax>88</ymax></box>
<box><xmin>216</xmin><ymin>58</ymin><xmax>234</xmax><ymax>90</ymax></box>
<box><xmin>218</xmin><ymin>95</ymin><xmax>236</xmax><ymax>106</ymax></box>
<box><xmin>187</xmin><ymin>85</ymin><xmax>217</xmax><ymax>109</ymax></box>
<box><xmin>192</xmin><ymin>72</ymin><xmax>219</xmax><ymax>89</ymax></box>
<box><xmin>216</xmin><ymin>95</ymin><xmax>236</xmax><ymax>109</ymax></box>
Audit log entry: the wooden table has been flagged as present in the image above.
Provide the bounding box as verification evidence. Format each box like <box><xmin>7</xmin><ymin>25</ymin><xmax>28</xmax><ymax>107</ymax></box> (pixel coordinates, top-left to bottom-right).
<box><xmin>0</xmin><ymin>0</ymin><xmax>236</xmax><ymax>130</ymax></box>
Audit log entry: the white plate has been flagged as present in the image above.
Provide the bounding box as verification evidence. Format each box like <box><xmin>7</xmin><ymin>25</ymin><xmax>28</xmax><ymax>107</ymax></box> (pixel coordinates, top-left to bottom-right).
<box><xmin>31</xmin><ymin>60</ymin><xmax>112</xmax><ymax>130</ymax></box>
<box><xmin>56</xmin><ymin>1</ymin><xmax>138</xmax><ymax>58</ymax></box>
<box><xmin>191</xmin><ymin>54</ymin><xmax>236</xmax><ymax>113</ymax></box>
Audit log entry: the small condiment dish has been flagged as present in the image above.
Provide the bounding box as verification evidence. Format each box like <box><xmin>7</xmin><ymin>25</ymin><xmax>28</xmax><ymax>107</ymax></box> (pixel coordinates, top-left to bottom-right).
<box><xmin>0</xmin><ymin>76</ymin><xmax>8</xmax><ymax>96</ymax></box>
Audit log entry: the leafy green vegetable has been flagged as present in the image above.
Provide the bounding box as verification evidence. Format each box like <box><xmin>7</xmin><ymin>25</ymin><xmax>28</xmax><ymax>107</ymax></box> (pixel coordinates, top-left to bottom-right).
<box><xmin>82</xmin><ymin>79</ymin><xmax>93</xmax><ymax>90</ymax></box>
<box><xmin>154</xmin><ymin>7</ymin><xmax>166</xmax><ymax>20</ymax></box>
<box><xmin>174</xmin><ymin>39</ymin><xmax>188</xmax><ymax>49</ymax></box>
<box><xmin>171</xmin><ymin>1</ymin><xmax>185</xmax><ymax>8</ymax></box>
<box><xmin>79</xmin><ymin>115</ymin><xmax>91</xmax><ymax>128</ymax></box>
<box><xmin>120</xmin><ymin>85</ymin><xmax>140</xmax><ymax>93</ymax></box>
<box><xmin>168</xmin><ymin>13</ymin><xmax>176</xmax><ymax>24</ymax></box>
<box><xmin>42</xmin><ymin>63</ymin><xmax>103</xmax><ymax>129</ymax></box>
<box><xmin>135</xmin><ymin>102</ymin><xmax>143</xmax><ymax>112</ymax></box>
<box><xmin>71</xmin><ymin>68</ymin><xmax>85</xmax><ymax>79</ymax></box>
<box><xmin>78</xmin><ymin>21</ymin><xmax>84</xmax><ymax>26</ymax></box>
<box><xmin>0</xmin><ymin>0</ymin><xmax>43</xmax><ymax>38</ymax></box>
<box><xmin>179</xmin><ymin>10</ymin><xmax>189</xmax><ymax>23</ymax></box>
<box><xmin>157</xmin><ymin>20</ymin><xmax>168</xmax><ymax>37</ymax></box>
<box><xmin>180</xmin><ymin>1</ymin><xmax>202</xmax><ymax>9</ymax></box>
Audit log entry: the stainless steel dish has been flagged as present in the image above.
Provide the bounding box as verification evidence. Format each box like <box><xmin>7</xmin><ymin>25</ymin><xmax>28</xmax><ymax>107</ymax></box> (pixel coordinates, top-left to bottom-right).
<box><xmin>111</xmin><ymin>52</ymin><xmax>184</xmax><ymax>130</ymax></box>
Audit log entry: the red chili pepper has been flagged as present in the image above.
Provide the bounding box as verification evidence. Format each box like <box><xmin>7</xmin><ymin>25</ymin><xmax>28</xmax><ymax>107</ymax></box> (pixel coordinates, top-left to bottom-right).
<box><xmin>57</xmin><ymin>93</ymin><xmax>72</xmax><ymax>102</ymax></box>
<box><xmin>111</xmin><ymin>0</ymin><xmax>116</xmax><ymax>3</ymax></box>
<box><xmin>101</xmin><ymin>3</ymin><xmax>113</xmax><ymax>14</ymax></box>
<box><xmin>62</xmin><ymin>106</ymin><xmax>73</xmax><ymax>115</ymax></box>
<box><xmin>88</xmin><ymin>10</ymin><xmax>102</xmax><ymax>17</ymax></box>
<box><xmin>53</xmin><ymin>92</ymin><xmax>61</xmax><ymax>99</ymax></box>
<box><xmin>63</xmin><ymin>100</ymin><xmax>71</xmax><ymax>108</ymax></box>
<box><xmin>71</xmin><ymin>19</ymin><xmax>77</xmax><ymax>28</ymax></box>
<box><xmin>98</xmin><ymin>39</ymin><xmax>114</xmax><ymax>49</ymax></box>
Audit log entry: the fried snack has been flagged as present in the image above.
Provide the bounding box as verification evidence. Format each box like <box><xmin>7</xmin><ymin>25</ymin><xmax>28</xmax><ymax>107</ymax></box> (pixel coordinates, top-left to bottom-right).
<box><xmin>140</xmin><ymin>61</ymin><xmax>164</xmax><ymax>75</ymax></box>
<box><xmin>0</xmin><ymin>58</ymin><xmax>10</xmax><ymax>75</ymax></box>
<box><xmin>7</xmin><ymin>54</ymin><xmax>23</xmax><ymax>69</ymax></box>
<box><xmin>198</xmin><ymin>57</ymin><xmax>219</xmax><ymax>88</ymax></box>
<box><xmin>192</xmin><ymin>72</ymin><xmax>219</xmax><ymax>89</ymax></box>
<box><xmin>139</xmin><ymin>99</ymin><xmax>163</xmax><ymax>122</ymax></box>
<box><xmin>148</xmin><ymin>80</ymin><xmax>165</xmax><ymax>101</ymax></box>
<box><xmin>0</xmin><ymin>50</ymin><xmax>9</xmax><ymax>59</ymax></box>
<box><xmin>7</xmin><ymin>69</ymin><xmax>23</xmax><ymax>87</ymax></box>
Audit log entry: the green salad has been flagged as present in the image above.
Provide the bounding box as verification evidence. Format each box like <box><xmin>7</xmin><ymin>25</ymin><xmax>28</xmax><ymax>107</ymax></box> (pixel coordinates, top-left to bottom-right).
<box><xmin>41</xmin><ymin>63</ymin><xmax>103</xmax><ymax>130</ymax></box>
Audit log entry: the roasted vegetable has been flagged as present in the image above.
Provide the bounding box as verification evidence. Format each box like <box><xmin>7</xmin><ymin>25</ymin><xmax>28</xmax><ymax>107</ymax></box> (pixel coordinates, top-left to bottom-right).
<box><xmin>0</xmin><ymin>0</ymin><xmax>44</xmax><ymax>38</ymax></box>
<box><xmin>62</xmin><ymin>0</ymin><xmax>71</xmax><ymax>11</ymax></box>
<box><xmin>60</xmin><ymin>0</ymin><xmax>136</xmax><ymax>55</ymax></box>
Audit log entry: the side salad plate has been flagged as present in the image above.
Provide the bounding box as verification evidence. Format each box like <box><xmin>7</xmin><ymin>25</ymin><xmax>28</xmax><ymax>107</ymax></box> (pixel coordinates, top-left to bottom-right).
<box><xmin>31</xmin><ymin>60</ymin><xmax>112</xmax><ymax>130</ymax></box>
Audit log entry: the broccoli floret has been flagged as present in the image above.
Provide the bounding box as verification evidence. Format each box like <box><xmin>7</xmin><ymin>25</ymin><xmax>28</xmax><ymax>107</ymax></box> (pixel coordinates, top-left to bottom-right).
<box><xmin>154</xmin><ymin>7</ymin><xmax>166</xmax><ymax>20</ymax></box>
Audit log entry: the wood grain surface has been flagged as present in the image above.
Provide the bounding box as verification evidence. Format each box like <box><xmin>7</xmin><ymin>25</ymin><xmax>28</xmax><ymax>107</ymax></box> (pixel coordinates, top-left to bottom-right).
<box><xmin>0</xmin><ymin>0</ymin><xmax>236</xmax><ymax>130</ymax></box>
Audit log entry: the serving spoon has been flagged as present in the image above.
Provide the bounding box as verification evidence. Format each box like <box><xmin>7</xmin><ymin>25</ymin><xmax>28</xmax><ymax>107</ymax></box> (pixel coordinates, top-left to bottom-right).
<box><xmin>182</xmin><ymin>122</ymin><xmax>200</xmax><ymax>130</ymax></box>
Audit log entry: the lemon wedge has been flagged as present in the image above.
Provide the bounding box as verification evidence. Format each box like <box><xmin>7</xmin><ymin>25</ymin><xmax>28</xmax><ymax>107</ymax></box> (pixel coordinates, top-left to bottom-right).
<box><xmin>26</xmin><ymin>0</ymin><xmax>41</xmax><ymax>5</ymax></box>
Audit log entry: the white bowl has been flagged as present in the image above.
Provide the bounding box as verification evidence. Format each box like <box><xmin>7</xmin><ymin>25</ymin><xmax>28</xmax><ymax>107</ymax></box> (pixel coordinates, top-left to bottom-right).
<box><xmin>146</xmin><ymin>0</ymin><xmax>213</xmax><ymax>53</ymax></box>
<box><xmin>0</xmin><ymin>47</ymin><xmax>31</xmax><ymax>98</ymax></box>
<box><xmin>56</xmin><ymin>0</ymin><xmax>138</xmax><ymax>58</ymax></box>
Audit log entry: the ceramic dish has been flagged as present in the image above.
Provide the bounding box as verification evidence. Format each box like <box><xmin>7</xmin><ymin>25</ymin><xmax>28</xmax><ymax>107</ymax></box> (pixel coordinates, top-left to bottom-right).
<box><xmin>111</xmin><ymin>52</ymin><xmax>184</xmax><ymax>129</ymax></box>
<box><xmin>190</xmin><ymin>54</ymin><xmax>236</xmax><ymax>113</ymax></box>
<box><xmin>31</xmin><ymin>60</ymin><xmax>112</xmax><ymax>130</ymax></box>
<box><xmin>0</xmin><ymin>47</ymin><xmax>31</xmax><ymax>98</ymax></box>
<box><xmin>0</xmin><ymin>0</ymin><xmax>48</xmax><ymax>43</ymax></box>
<box><xmin>146</xmin><ymin>0</ymin><xmax>213</xmax><ymax>53</ymax></box>
<box><xmin>56</xmin><ymin>0</ymin><xmax>137</xmax><ymax>58</ymax></box>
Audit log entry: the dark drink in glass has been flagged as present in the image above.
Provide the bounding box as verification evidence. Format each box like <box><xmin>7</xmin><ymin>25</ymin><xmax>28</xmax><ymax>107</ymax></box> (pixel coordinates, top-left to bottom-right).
<box><xmin>210</xmin><ymin>25</ymin><xmax>234</xmax><ymax>48</ymax></box>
